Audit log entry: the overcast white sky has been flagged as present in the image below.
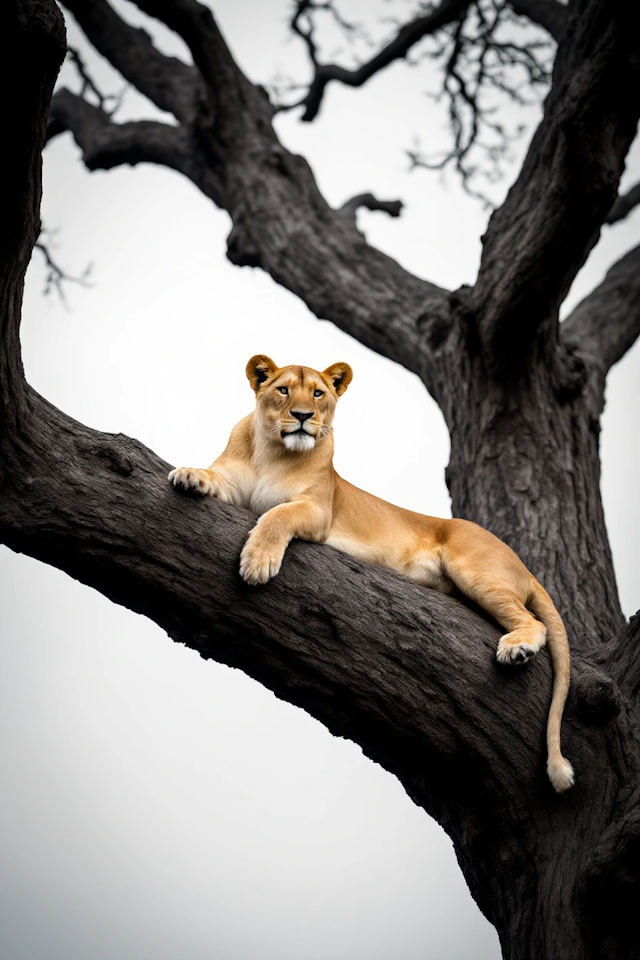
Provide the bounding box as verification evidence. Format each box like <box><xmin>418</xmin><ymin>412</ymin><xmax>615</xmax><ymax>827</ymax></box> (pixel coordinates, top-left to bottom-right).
<box><xmin>1</xmin><ymin>2</ymin><xmax>639</xmax><ymax>959</ymax></box>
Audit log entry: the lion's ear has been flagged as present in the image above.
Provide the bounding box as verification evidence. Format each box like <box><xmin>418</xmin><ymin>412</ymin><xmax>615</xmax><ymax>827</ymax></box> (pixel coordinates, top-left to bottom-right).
<box><xmin>246</xmin><ymin>355</ymin><xmax>278</xmax><ymax>392</ymax></box>
<box><xmin>323</xmin><ymin>362</ymin><xmax>352</xmax><ymax>397</ymax></box>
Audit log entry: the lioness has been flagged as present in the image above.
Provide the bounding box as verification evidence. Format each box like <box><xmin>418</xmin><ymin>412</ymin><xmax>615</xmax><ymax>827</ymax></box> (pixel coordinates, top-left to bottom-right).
<box><xmin>169</xmin><ymin>355</ymin><xmax>574</xmax><ymax>793</ymax></box>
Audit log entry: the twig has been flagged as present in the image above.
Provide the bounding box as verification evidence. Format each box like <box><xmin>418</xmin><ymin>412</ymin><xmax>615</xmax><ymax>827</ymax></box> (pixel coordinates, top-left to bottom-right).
<box><xmin>35</xmin><ymin>228</ymin><xmax>94</xmax><ymax>306</ymax></box>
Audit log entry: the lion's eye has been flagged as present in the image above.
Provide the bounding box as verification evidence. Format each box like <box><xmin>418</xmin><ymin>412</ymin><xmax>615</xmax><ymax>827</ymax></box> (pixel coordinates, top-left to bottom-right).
<box><xmin>277</xmin><ymin>386</ymin><xmax>289</xmax><ymax>395</ymax></box>
<box><xmin>313</xmin><ymin>390</ymin><xmax>324</xmax><ymax>398</ymax></box>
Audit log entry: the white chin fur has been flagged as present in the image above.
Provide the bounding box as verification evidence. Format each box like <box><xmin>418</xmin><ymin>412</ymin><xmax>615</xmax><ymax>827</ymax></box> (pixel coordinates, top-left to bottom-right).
<box><xmin>282</xmin><ymin>432</ymin><xmax>316</xmax><ymax>453</ymax></box>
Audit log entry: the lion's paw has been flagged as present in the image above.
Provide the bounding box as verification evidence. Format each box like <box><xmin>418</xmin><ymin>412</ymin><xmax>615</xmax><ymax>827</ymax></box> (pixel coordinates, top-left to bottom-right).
<box><xmin>168</xmin><ymin>467</ymin><xmax>213</xmax><ymax>496</ymax></box>
<box><xmin>239</xmin><ymin>539</ymin><xmax>283</xmax><ymax>586</ymax></box>
<box><xmin>496</xmin><ymin>634</ymin><xmax>540</xmax><ymax>666</ymax></box>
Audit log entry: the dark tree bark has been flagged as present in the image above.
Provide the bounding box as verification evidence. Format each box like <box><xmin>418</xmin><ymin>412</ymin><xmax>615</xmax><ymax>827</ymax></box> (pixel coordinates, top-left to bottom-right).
<box><xmin>3</xmin><ymin>1</ymin><xmax>640</xmax><ymax>958</ymax></box>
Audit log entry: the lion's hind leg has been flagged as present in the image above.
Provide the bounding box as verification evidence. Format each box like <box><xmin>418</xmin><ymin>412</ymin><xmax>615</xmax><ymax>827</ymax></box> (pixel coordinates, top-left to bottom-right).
<box><xmin>464</xmin><ymin>579</ymin><xmax>545</xmax><ymax>666</ymax></box>
<box><xmin>442</xmin><ymin>531</ymin><xmax>546</xmax><ymax>666</ymax></box>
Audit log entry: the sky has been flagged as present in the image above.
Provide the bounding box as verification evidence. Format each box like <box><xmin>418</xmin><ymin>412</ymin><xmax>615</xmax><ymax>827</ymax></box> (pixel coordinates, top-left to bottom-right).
<box><xmin>1</xmin><ymin>2</ymin><xmax>639</xmax><ymax>959</ymax></box>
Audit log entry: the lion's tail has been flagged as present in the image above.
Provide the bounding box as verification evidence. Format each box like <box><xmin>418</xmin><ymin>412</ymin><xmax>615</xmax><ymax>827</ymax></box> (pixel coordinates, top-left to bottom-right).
<box><xmin>528</xmin><ymin>580</ymin><xmax>574</xmax><ymax>793</ymax></box>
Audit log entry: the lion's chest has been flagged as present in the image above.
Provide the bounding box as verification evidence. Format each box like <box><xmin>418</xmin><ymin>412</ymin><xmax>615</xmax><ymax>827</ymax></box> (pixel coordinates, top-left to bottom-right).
<box><xmin>246</xmin><ymin>475</ymin><xmax>293</xmax><ymax>515</ymax></box>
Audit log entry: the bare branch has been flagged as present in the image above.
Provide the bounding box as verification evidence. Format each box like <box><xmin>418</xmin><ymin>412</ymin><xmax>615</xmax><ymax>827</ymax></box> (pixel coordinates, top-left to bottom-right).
<box><xmin>274</xmin><ymin>0</ymin><xmax>565</xmax><ymax>138</ymax></box>
<box><xmin>561</xmin><ymin>244</ymin><xmax>640</xmax><ymax>404</ymax></box>
<box><xmin>340</xmin><ymin>193</ymin><xmax>404</xmax><ymax>219</ymax></box>
<box><xmin>275</xmin><ymin>2</ymin><xmax>558</xmax><ymax>194</ymax></box>
<box><xmin>61</xmin><ymin>0</ymin><xmax>201</xmax><ymax>123</ymax></box>
<box><xmin>284</xmin><ymin>0</ymin><xmax>471</xmax><ymax>122</ymax></box>
<box><xmin>47</xmin><ymin>88</ymin><xmax>193</xmax><ymax>173</ymax></box>
<box><xmin>470</xmin><ymin>0</ymin><xmax>640</xmax><ymax>368</ymax></box>
<box><xmin>606</xmin><ymin>182</ymin><xmax>640</xmax><ymax>225</ymax></box>
<box><xmin>405</xmin><ymin>3</ymin><xmax>554</xmax><ymax>200</ymax></box>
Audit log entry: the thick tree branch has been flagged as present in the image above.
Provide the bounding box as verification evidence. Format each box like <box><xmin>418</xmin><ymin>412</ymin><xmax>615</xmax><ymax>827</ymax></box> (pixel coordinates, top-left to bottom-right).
<box><xmin>129</xmin><ymin>0</ymin><xmax>251</xmax><ymax>100</ymax></box>
<box><xmin>0</xmin><ymin>388</ymin><xmax>622</xmax><ymax>823</ymax></box>
<box><xmin>471</xmin><ymin>0</ymin><xmax>640</xmax><ymax>368</ymax></box>
<box><xmin>47</xmin><ymin>88</ymin><xmax>192</xmax><ymax>172</ymax></box>
<box><xmin>606</xmin><ymin>181</ymin><xmax>640</xmax><ymax>225</ymax></box>
<box><xmin>61</xmin><ymin>0</ymin><xmax>201</xmax><ymax>123</ymax></box>
<box><xmin>560</xmin><ymin>244</ymin><xmax>640</xmax><ymax>409</ymax></box>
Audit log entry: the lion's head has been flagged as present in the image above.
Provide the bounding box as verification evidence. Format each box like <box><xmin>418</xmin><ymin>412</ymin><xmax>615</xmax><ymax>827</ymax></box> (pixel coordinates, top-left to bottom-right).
<box><xmin>246</xmin><ymin>355</ymin><xmax>352</xmax><ymax>454</ymax></box>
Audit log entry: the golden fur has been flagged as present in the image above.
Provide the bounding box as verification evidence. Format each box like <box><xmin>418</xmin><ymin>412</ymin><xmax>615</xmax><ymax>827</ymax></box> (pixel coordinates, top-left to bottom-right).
<box><xmin>169</xmin><ymin>356</ymin><xmax>574</xmax><ymax>793</ymax></box>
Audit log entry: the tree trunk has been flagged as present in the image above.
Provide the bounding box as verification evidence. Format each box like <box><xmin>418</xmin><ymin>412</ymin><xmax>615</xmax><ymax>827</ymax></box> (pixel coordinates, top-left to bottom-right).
<box><xmin>441</xmin><ymin>341</ymin><xmax>623</xmax><ymax>643</ymax></box>
<box><xmin>3</xmin><ymin>2</ymin><xmax>640</xmax><ymax>959</ymax></box>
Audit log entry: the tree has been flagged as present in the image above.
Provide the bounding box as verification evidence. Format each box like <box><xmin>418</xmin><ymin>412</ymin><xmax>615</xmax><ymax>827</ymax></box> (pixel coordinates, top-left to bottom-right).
<box><xmin>2</xmin><ymin>1</ymin><xmax>640</xmax><ymax>958</ymax></box>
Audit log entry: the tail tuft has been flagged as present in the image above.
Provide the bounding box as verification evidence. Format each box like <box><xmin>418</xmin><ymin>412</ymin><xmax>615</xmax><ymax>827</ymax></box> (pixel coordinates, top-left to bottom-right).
<box><xmin>547</xmin><ymin>756</ymin><xmax>574</xmax><ymax>793</ymax></box>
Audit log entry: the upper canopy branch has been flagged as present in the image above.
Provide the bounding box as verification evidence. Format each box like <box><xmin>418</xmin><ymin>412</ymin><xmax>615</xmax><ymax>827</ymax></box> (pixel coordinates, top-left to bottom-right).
<box><xmin>470</xmin><ymin>0</ymin><xmax>640</xmax><ymax>369</ymax></box>
<box><xmin>61</xmin><ymin>0</ymin><xmax>201</xmax><ymax>123</ymax></box>
<box><xmin>278</xmin><ymin>0</ymin><xmax>566</xmax><ymax>124</ymax></box>
<box><xmin>284</xmin><ymin>0</ymin><xmax>471</xmax><ymax>122</ymax></box>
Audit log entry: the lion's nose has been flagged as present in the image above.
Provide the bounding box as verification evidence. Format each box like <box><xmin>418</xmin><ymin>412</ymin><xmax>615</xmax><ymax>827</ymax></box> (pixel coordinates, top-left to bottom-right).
<box><xmin>291</xmin><ymin>410</ymin><xmax>313</xmax><ymax>423</ymax></box>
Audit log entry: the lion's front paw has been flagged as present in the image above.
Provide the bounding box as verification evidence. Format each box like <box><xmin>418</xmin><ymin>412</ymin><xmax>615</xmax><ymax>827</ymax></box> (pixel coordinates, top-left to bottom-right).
<box><xmin>239</xmin><ymin>538</ymin><xmax>284</xmax><ymax>586</ymax></box>
<box><xmin>168</xmin><ymin>467</ymin><xmax>213</xmax><ymax>496</ymax></box>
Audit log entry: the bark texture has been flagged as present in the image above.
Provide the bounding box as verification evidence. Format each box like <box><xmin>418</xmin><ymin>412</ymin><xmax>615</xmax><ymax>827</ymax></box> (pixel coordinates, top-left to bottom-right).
<box><xmin>3</xmin><ymin>1</ymin><xmax>640</xmax><ymax>958</ymax></box>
